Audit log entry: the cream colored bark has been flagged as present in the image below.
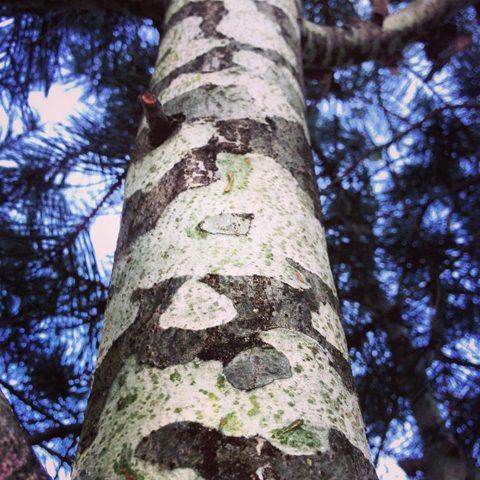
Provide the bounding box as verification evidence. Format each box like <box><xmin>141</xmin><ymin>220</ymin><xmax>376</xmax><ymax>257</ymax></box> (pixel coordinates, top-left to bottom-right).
<box><xmin>72</xmin><ymin>0</ymin><xmax>376</xmax><ymax>478</ymax></box>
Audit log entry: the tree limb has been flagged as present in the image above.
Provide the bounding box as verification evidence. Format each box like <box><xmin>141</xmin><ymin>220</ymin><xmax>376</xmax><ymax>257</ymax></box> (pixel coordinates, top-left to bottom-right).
<box><xmin>302</xmin><ymin>0</ymin><xmax>478</xmax><ymax>69</ymax></box>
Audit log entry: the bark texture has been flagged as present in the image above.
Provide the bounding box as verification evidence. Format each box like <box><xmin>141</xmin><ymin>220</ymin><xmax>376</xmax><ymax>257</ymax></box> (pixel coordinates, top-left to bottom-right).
<box><xmin>73</xmin><ymin>0</ymin><xmax>376</xmax><ymax>478</ymax></box>
<box><xmin>0</xmin><ymin>390</ymin><xmax>50</xmax><ymax>480</ymax></box>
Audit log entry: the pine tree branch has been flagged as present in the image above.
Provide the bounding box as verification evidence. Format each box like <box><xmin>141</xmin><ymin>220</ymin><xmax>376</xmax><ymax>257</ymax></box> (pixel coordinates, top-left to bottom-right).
<box><xmin>440</xmin><ymin>353</ymin><xmax>480</xmax><ymax>370</ymax></box>
<box><xmin>302</xmin><ymin>0</ymin><xmax>479</xmax><ymax>69</ymax></box>
<box><xmin>0</xmin><ymin>379</ymin><xmax>61</xmax><ymax>425</ymax></box>
<box><xmin>319</xmin><ymin>104</ymin><xmax>480</xmax><ymax>193</ymax></box>
<box><xmin>0</xmin><ymin>0</ymin><xmax>170</xmax><ymax>22</ymax></box>
<box><xmin>29</xmin><ymin>423</ymin><xmax>82</xmax><ymax>445</ymax></box>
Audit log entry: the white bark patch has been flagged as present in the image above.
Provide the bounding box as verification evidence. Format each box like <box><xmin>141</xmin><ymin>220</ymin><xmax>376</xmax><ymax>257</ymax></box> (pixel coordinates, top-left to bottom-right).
<box><xmin>232</xmin><ymin>50</ymin><xmax>304</xmax><ymax>115</ymax></box>
<box><xmin>158</xmin><ymin>67</ymin><xmax>307</xmax><ymax>138</ymax></box>
<box><xmin>160</xmin><ymin>278</ymin><xmax>237</xmax><ymax>329</ymax></box>
<box><xmin>98</xmin><ymin>153</ymin><xmax>335</xmax><ymax>364</ymax></box>
<box><xmin>153</xmin><ymin>16</ymin><xmax>229</xmax><ymax>83</ymax></box>
<box><xmin>125</xmin><ymin>121</ymin><xmax>217</xmax><ymax>198</ymax></box>
<box><xmin>199</xmin><ymin>213</ymin><xmax>253</xmax><ymax>236</ymax></box>
<box><xmin>76</xmin><ymin>329</ymin><xmax>371</xmax><ymax>476</ymax></box>
<box><xmin>217</xmin><ymin>0</ymin><xmax>298</xmax><ymax>67</ymax></box>
<box><xmin>311</xmin><ymin>303</ymin><xmax>349</xmax><ymax>360</ymax></box>
<box><xmin>256</xmin><ymin>466</ymin><xmax>266</xmax><ymax>480</ymax></box>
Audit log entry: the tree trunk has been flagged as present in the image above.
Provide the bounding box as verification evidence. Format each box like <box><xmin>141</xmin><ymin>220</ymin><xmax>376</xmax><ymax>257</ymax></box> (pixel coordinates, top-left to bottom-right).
<box><xmin>72</xmin><ymin>0</ymin><xmax>376</xmax><ymax>478</ymax></box>
<box><xmin>0</xmin><ymin>390</ymin><xmax>50</xmax><ymax>480</ymax></box>
<box><xmin>383</xmin><ymin>317</ymin><xmax>468</xmax><ymax>480</ymax></box>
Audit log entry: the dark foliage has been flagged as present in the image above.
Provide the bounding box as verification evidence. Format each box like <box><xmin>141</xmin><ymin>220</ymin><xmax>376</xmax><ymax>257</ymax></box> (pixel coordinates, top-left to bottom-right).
<box><xmin>0</xmin><ymin>6</ymin><xmax>158</xmax><ymax>476</ymax></box>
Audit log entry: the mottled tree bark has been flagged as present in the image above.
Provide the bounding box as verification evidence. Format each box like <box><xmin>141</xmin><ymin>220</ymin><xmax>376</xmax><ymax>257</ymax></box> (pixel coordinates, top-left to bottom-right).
<box><xmin>72</xmin><ymin>0</ymin><xmax>377</xmax><ymax>478</ymax></box>
<box><xmin>0</xmin><ymin>390</ymin><xmax>50</xmax><ymax>480</ymax></box>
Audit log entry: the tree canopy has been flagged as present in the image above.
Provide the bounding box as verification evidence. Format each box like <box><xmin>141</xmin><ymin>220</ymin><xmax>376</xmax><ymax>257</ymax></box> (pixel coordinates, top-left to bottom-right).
<box><xmin>0</xmin><ymin>0</ymin><xmax>479</xmax><ymax>478</ymax></box>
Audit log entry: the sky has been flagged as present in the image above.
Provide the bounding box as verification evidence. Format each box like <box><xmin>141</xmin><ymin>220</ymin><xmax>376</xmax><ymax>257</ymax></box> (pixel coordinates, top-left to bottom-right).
<box><xmin>31</xmin><ymin>84</ymin><xmax>121</xmax><ymax>278</ymax></box>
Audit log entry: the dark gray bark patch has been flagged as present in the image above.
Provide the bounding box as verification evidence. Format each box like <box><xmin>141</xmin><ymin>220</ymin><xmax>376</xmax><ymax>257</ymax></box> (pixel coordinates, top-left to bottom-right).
<box><xmin>154</xmin><ymin>47</ymin><xmax>233</xmax><ymax>96</ymax></box>
<box><xmin>137</xmin><ymin>272</ymin><xmax>354</xmax><ymax>393</ymax></box>
<box><xmin>115</xmin><ymin>142</ymin><xmax>219</xmax><ymax>258</ymax></box>
<box><xmin>286</xmin><ymin>258</ymin><xmax>339</xmax><ymax>312</ymax></box>
<box><xmin>135</xmin><ymin>422</ymin><xmax>377</xmax><ymax>480</ymax></box>
<box><xmin>224</xmin><ymin>346</ymin><xmax>292</xmax><ymax>391</ymax></box>
<box><xmin>253</xmin><ymin>1</ymin><xmax>302</xmax><ymax>70</ymax></box>
<box><xmin>199</xmin><ymin>213</ymin><xmax>254</xmax><ymax>236</ymax></box>
<box><xmin>254</xmin><ymin>1</ymin><xmax>297</xmax><ymax>46</ymax></box>
<box><xmin>166</xmin><ymin>1</ymin><xmax>227</xmax><ymax>38</ymax></box>
<box><xmin>164</xmin><ymin>83</ymin><xmax>256</xmax><ymax>121</ymax></box>
<box><xmin>137</xmin><ymin>323</ymin><xmax>268</xmax><ymax>369</ymax></box>
<box><xmin>130</xmin><ymin>112</ymin><xmax>184</xmax><ymax>164</ymax></box>
<box><xmin>150</xmin><ymin>116</ymin><xmax>321</xmax><ymax>225</ymax></box>
<box><xmin>79</xmin><ymin>269</ymin><xmax>353</xmax><ymax>452</ymax></box>
<box><xmin>216</xmin><ymin>117</ymin><xmax>322</xmax><ymax>224</ymax></box>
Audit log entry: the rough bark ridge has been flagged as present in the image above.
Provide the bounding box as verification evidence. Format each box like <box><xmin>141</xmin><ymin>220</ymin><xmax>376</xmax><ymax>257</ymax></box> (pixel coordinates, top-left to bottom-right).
<box><xmin>73</xmin><ymin>0</ymin><xmax>376</xmax><ymax>478</ymax></box>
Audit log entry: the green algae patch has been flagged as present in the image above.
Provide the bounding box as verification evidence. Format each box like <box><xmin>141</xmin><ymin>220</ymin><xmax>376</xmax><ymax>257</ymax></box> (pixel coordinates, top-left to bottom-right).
<box><xmin>199</xmin><ymin>389</ymin><xmax>220</xmax><ymax>402</ymax></box>
<box><xmin>270</xmin><ymin>421</ymin><xmax>321</xmax><ymax>450</ymax></box>
<box><xmin>219</xmin><ymin>411</ymin><xmax>243</xmax><ymax>434</ymax></box>
<box><xmin>113</xmin><ymin>444</ymin><xmax>144</xmax><ymax>480</ymax></box>
<box><xmin>186</xmin><ymin>225</ymin><xmax>208</xmax><ymax>240</ymax></box>
<box><xmin>117</xmin><ymin>373</ymin><xmax>127</xmax><ymax>387</ymax></box>
<box><xmin>260</xmin><ymin>242</ymin><xmax>274</xmax><ymax>266</ymax></box>
<box><xmin>274</xmin><ymin>410</ymin><xmax>285</xmax><ymax>421</ymax></box>
<box><xmin>217</xmin><ymin>374</ymin><xmax>226</xmax><ymax>389</ymax></box>
<box><xmin>247</xmin><ymin>395</ymin><xmax>260</xmax><ymax>416</ymax></box>
<box><xmin>170</xmin><ymin>370</ymin><xmax>182</xmax><ymax>383</ymax></box>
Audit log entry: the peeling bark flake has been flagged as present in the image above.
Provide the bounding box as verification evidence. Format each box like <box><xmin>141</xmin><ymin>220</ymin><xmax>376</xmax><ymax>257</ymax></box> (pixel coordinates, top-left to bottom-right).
<box><xmin>224</xmin><ymin>346</ymin><xmax>292</xmax><ymax>391</ymax></box>
<box><xmin>199</xmin><ymin>213</ymin><xmax>254</xmax><ymax>236</ymax></box>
